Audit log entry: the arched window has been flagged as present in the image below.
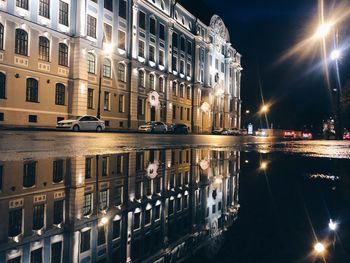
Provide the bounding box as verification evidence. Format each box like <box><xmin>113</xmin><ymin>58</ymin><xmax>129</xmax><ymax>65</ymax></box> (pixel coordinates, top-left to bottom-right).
<box><xmin>15</xmin><ymin>29</ymin><xmax>28</xmax><ymax>56</ymax></box>
<box><xmin>139</xmin><ymin>70</ymin><xmax>145</xmax><ymax>87</ymax></box>
<box><xmin>186</xmin><ymin>86</ymin><xmax>191</xmax><ymax>99</ymax></box>
<box><xmin>159</xmin><ymin>77</ymin><xmax>164</xmax><ymax>93</ymax></box>
<box><xmin>38</xmin><ymin>36</ymin><xmax>50</xmax><ymax>61</ymax></box>
<box><xmin>87</xmin><ymin>52</ymin><xmax>96</xmax><ymax>74</ymax></box>
<box><xmin>0</xmin><ymin>72</ymin><xmax>5</xmax><ymax>99</ymax></box>
<box><xmin>149</xmin><ymin>74</ymin><xmax>155</xmax><ymax>90</ymax></box>
<box><xmin>58</xmin><ymin>43</ymin><xmax>68</xmax><ymax>66</ymax></box>
<box><xmin>0</xmin><ymin>23</ymin><xmax>4</xmax><ymax>50</ymax></box>
<box><xmin>117</xmin><ymin>63</ymin><xmax>126</xmax><ymax>82</ymax></box>
<box><xmin>103</xmin><ymin>58</ymin><xmax>111</xmax><ymax>78</ymax></box>
<box><xmin>55</xmin><ymin>83</ymin><xmax>65</xmax><ymax>105</ymax></box>
<box><xmin>26</xmin><ymin>78</ymin><xmax>39</xmax><ymax>102</ymax></box>
<box><xmin>180</xmin><ymin>84</ymin><xmax>184</xmax><ymax>98</ymax></box>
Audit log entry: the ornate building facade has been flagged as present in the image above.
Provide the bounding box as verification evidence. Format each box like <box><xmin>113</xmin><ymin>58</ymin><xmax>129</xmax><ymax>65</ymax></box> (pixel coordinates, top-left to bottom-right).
<box><xmin>0</xmin><ymin>147</ymin><xmax>240</xmax><ymax>262</ymax></box>
<box><xmin>0</xmin><ymin>0</ymin><xmax>242</xmax><ymax>132</ymax></box>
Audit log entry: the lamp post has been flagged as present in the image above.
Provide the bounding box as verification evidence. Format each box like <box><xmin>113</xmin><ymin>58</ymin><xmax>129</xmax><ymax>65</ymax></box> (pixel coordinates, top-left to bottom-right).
<box><xmin>97</xmin><ymin>43</ymin><xmax>113</xmax><ymax>119</ymax></box>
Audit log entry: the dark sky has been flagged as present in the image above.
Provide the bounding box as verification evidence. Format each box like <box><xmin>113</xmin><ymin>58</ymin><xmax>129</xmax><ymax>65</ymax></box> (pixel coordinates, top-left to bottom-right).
<box><xmin>178</xmin><ymin>0</ymin><xmax>350</xmax><ymax>130</ymax></box>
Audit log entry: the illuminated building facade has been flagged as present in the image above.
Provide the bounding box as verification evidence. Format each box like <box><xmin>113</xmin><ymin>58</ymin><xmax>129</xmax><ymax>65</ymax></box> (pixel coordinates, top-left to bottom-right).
<box><xmin>0</xmin><ymin>0</ymin><xmax>242</xmax><ymax>132</ymax></box>
<box><xmin>0</xmin><ymin>147</ymin><xmax>240</xmax><ymax>262</ymax></box>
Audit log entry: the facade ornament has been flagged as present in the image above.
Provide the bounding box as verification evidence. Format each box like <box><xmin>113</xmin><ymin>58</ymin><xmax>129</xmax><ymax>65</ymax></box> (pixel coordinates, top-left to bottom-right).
<box><xmin>148</xmin><ymin>91</ymin><xmax>160</xmax><ymax>108</ymax></box>
<box><xmin>209</xmin><ymin>15</ymin><xmax>229</xmax><ymax>42</ymax></box>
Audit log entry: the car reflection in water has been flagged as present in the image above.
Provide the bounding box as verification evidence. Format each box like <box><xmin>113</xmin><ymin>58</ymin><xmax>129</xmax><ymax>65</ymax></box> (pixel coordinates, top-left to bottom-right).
<box><xmin>0</xmin><ymin>147</ymin><xmax>240</xmax><ymax>263</ymax></box>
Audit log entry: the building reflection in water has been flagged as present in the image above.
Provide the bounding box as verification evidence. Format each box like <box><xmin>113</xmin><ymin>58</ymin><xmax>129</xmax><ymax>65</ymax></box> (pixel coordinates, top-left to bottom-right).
<box><xmin>0</xmin><ymin>148</ymin><xmax>240</xmax><ymax>263</ymax></box>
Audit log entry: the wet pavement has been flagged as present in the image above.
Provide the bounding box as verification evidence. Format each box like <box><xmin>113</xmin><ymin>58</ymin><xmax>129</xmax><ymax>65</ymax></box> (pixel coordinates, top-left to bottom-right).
<box><xmin>0</xmin><ymin>131</ymin><xmax>350</xmax><ymax>262</ymax></box>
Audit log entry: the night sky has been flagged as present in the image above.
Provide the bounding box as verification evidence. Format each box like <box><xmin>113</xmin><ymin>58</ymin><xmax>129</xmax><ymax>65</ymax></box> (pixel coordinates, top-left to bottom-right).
<box><xmin>178</xmin><ymin>0</ymin><xmax>350</xmax><ymax>130</ymax></box>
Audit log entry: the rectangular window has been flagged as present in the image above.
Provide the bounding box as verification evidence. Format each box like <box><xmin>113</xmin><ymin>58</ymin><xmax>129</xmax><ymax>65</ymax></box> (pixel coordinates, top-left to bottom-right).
<box><xmin>187</xmin><ymin>41</ymin><xmax>192</xmax><ymax>55</ymax></box>
<box><xmin>180</xmin><ymin>37</ymin><xmax>185</xmax><ymax>52</ymax></box>
<box><xmin>87</xmin><ymin>15</ymin><xmax>97</xmax><ymax>38</ymax></box>
<box><xmin>0</xmin><ymin>113</ymin><xmax>4</xmax><ymax>121</ymax></box>
<box><xmin>180</xmin><ymin>60</ymin><xmax>184</xmax><ymax>74</ymax></box>
<box><xmin>172</xmin><ymin>32</ymin><xmax>178</xmax><ymax>49</ymax></box>
<box><xmin>29</xmin><ymin>115</ymin><xmax>37</xmax><ymax>123</ymax></box>
<box><xmin>172</xmin><ymin>82</ymin><xmax>177</xmax><ymax>96</ymax></box>
<box><xmin>155</xmin><ymin>205</ymin><xmax>161</xmax><ymax>220</ymax></box>
<box><xmin>85</xmin><ymin>157</ymin><xmax>92</xmax><ymax>179</ymax></box>
<box><xmin>87</xmin><ymin>88</ymin><xmax>94</xmax><ymax>109</ymax></box>
<box><xmin>138</xmin><ymin>40</ymin><xmax>145</xmax><ymax>58</ymax></box>
<box><xmin>53</xmin><ymin>159</ymin><xmax>64</xmax><ymax>183</ymax></box>
<box><xmin>51</xmin><ymin>242</ymin><xmax>62</xmax><ymax>263</ymax></box>
<box><xmin>159</xmin><ymin>50</ymin><xmax>164</xmax><ymax>66</ymax></box>
<box><xmin>187</xmin><ymin>63</ymin><xmax>191</xmax><ymax>76</ymax></box>
<box><xmin>133</xmin><ymin>212</ymin><xmax>141</xmax><ymax>230</ymax></box>
<box><xmin>172</xmin><ymin>105</ymin><xmax>176</xmax><ymax>119</ymax></box>
<box><xmin>55</xmin><ymin>84</ymin><xmax>65</xmax><ymax>105</ymax></box>
<box><xmin>187</xmin><ymin>108</ymin><xmax>190</xmax><ymax>121</ymax></box>
<box><xmin>30</xmin><ymin>248</ymin><xmax>43</xmax><ymax>263</ymax></box>
<box><xmin>118</xmin><ymin>30</ymin><xmax>126</xmax><ymax>50</ymax></box>
<box><xmin>99</xmin><ymin>189</ymin><xmax>108</xmax><ymax>211</ymax></box>
<box><xmin>118</xmin><ymin>95</ymin><xmax>125</xmax><ymax>113</ymax></box>
<box><xmin>102</xmin><ymin>156</ymin><xmax>109</xmax><ymax>176</ymax></box>
<box><xmin>104</xmin><ymin>0</ymin><xmax>113</xmax><ymax>11</ymax></box>
<box><xmin>7</xmin><ymin>256</ymin><xmax>21</xmax><ymax>263</ymax></box>
<box><xmin>33</xmin><ymin>204</ymin><xmax>45</xmax><ymax>230</ymax></box>
<box><xmin>150</xmin><ymin>17</ymin><xmax>156</xmax><ymax>35</ymax></box>
<box><xmin>172</xmin><ymin>56</ymin><xmax>177</xmax><ymax>71</ymax></box>
<box><xmin>97</xmin><ymin>224</ymin><xmax>106</xmax><ymax>245</ymax></box>
<box><xmin>137</xmin><ymin>97</ymin><xmax>144</xmax><ymax>116</ymax></box>
<box><xmin>186</xmin><ymin>86</ymin><xmax>191</xmax><ymax>100</ymax></box>
<box><xmin>83</xmin><ymin>193</ymin><xmax>92</xmax><ymax>216</ymax></box>
<box><xmin>59</xmin><ymin>1</ymin><xmax>69</xmax><ymax>26</ymax></box>
<box><xmin>53</xmin><ymin>200</ymin><xmax>64</xmax><ymax>225</ymax></box>
<box><xmin>39</xmin><ymin>0</ymin><xmax>50</xmax><ymax>18</ymax></box>
<box><xmin>23</xmin><ymin>161</ymin><xmax>36</xmax><ymax>188</ymax></box>
<box><xmin>145</xmin><ymin>209</ymin><xmax>151</xmax><ymax>225</ymax></box>
<box><xmin>8</xmin><ymin>208</ymin><xmax>22</xmax><ymax>237</ymax></box>
<box><xmin>104</xmin><ymin>91</ymin><xmax>110</xmax><ymax>111</ymax></box>
<box><xmin>149</xmin><ymin>46</ymin><xmax>155</xmax><ymax>62</ymax></box>
<box><xmin>16</xmin><ymin>0</ymin><xmax>28</xmax><ymax>10</ymax></box>
<box><xmin>80</xmin><ymin>230</ymin><xmax>91</xmax><ymax>252</ymax></box>
<box><xmin>112</xmin><ymin>219</ymin><xmax>121</xmax><ymax>239</ymax></box>
<box><xmin>119</xmin><ymin>0</ymin><xmax>127</xmax><ymax>19</ymax></box>
<box><xmin>103</xmin><ymin>23</ymin><xmax>112</xmax><ymax>43</ymax></box>
<box><xmin>136</xmin><ymin>152</ymin><xmax>144</xmax><ymax>172</ymax></box>
<box><xmin>180</xmin><ymin>107</ymin><xmax>183</xmax><ymax>120</ymax></box>
<box><xmin>114</xmin><ymin>186</ymin><xmax>123</xmax><ymax>206</ymax></box>
<box><xmin>116</xmin><ymin>155</ymin><xmax>123</xmax><ymax>174</ymax></box>
<box><xmin>221</xmin><ymin>62</ymin><xmax>225</xmax><ymax>73</ymax></box>
<box><xmin>159</xmin><ymin>23</ymin><xmax>165</xmax><ymax>40</ymax></box>
<box><xmin>139</xmin><ymin>12</ymin><xmax>146</xmax><ymax>30</ymax></box>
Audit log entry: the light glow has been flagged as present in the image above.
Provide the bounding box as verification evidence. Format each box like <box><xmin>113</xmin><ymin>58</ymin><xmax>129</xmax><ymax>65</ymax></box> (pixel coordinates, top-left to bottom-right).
<box><xmin>329</xmin><ymin>219</ymin><xmax>338</xmax><ymax>231</ymax></box>
<box><xmin>330</xmin><ymin>49</ymin><xmax>341</xmax><ymax>60</ymax></box>
<box><xmin>101</xmin><ymin>216</ymin><xmax>108</xmax><ymax>225</ymax></box>
<box><xmin>314</xmin><ymin>242</ymin><xmax>325</xmax><ymax>254</ymax></box>
<box><xmin>314</xmin><ymin>22</ymin><xmax>333</xmax><ymax>39</ymax></box>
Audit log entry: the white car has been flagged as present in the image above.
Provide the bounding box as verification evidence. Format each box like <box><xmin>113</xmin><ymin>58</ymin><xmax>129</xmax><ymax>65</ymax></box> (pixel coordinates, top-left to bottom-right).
<box><xmin>56</xmin><ymin>116</ymin><xmax>105</xmax><ymax>132</ymax></box>
<box><xmin>138</xmin><ymin>121</ymin><xmax>167</xmax><ymax>133</ymax></box>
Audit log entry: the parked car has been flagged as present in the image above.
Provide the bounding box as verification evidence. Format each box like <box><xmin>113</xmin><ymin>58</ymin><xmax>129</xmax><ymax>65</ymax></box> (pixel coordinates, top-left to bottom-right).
<box><xmin>343</xmin><ymin>132</ymin><xmax>350</xmax><ymax>140</ymax></box>
<box><xmin>167</xmin><ymin>123</ymin><xmax>189</xmax><ymax>134</ymax></box>
<box><xmin>240</xmin><ymin>129</ymin><xmax>248</xmax><ymax>136</ymax></box>
<box><xmin>255</xmin><ymin>129</ymin><xmax>268</xmax><ymax>137</ymax></box>
<box><xmin>221</xmin><ymin>128</ymin><xmax>240</xmax><ymax>136</ymax></box>
<box><xmin>284</xmin><ymin>131</ymin><xmax>296</xmax><ymax>138</ymax></box>
<box><xmin>56</xmin><ymin>115</ymin><xmax>105</xmax><ymax>132</ymax></box>
<box><xmin>302</xmin><ymin>131</ymin><xmax>313</xmax><ymax>140</ymax></box>
<box><xmin>138</xmin><ymin>121</ymin><xmax>167</xmax><ymax>133</ymax></box>
<box><xmin>212</xmin><ymin>128</ymin><xmax>224</xmax><ymax>135</ymax></box>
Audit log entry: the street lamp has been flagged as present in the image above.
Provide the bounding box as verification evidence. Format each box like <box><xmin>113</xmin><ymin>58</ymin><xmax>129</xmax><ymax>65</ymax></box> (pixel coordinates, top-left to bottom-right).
<box><xmin>97</xmin><ymin>43</ymin><xmax>114</xmax><ymax>119</ymax></box>
<box><xmin>314</xmin><ymin>242</ymin><xmax>326</xmax><ymax>254</ymax></box>
<box><xmin>260</xmin><ymin>105</ymin><xmax>269</xmax><ymax>114</ymax></box>
<box><xmin>329</xmin><ymin>219</ymin><xmax>338</xmax><ymax>231</ymax></box>
<box><xmin>260</xmin><ymin>162</ymin><xmax>268</xmax><ymax>170</ymax></box>
<box><xmin>314</xmin><ymin>22</ymin><xmax>333</xmax><ymax>39</ymax></box>
<box><xmin>330</xmin><ymin>49</ymin><xmax>341</xmax><ymax>61</ymax></box>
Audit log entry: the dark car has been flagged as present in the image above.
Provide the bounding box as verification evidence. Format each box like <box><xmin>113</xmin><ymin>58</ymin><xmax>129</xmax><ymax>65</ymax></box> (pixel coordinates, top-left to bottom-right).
<box><xmin>167</xmin><ymin>123</ymin><xmax>189</xmax><ymax>134</ymax></box>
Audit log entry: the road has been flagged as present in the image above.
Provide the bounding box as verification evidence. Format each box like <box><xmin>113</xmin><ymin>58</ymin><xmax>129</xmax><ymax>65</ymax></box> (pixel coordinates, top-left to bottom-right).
<box><xmin>1</xmin><ymin>130</ymin><xmax>349</xmax><ymax>160</ymax></box>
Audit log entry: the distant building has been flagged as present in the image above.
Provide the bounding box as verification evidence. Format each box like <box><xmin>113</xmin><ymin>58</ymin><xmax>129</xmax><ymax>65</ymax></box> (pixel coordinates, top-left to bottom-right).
<box><xmin>0</xmin><ymin>147</ymin><xmax>240</xmax><ymax>262</ymax></box>
<box><xmin>0</xmin><ymin>0</ymin><xmax>242</xmax><ymax>132</ymax></box>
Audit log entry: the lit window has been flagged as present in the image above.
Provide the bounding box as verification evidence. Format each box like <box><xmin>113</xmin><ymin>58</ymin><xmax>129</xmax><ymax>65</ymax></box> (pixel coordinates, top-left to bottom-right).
<box><xmin>87</xmin><ymin>89</ymin><xmax>94</xmax><ymax>109</ymax></box>
<box><xmin>87</xmin><ymin>52</ymin><xmax>96</xmax><ymax>74</ymax></box>
<box><xmin>86</xmin><ymin>15</ymin><xmax>97</xmax><ymax>38</ymax></box>
<box><xmin>58</xmin><ymin>43</ymin><xmax>68</xmax><ymax>66</ymax></box>
<box><xmin>39</xmin><ymin>0</ymin><xmax>50</xmax><ymax>18</ymax></box>
<box><xmin>117</xmin><ymin>63</ymin><xmax>126</xmax><ymax>82</ymax></box>
<box><xmin>138</xmin><ymin>70</ymin><xmax>145</xmax><ymax>87</ymax></box>
<box><xmin>15</xmin><ymin>29</ymin><xmax>28</xmax><ymax>56</ymax></box>
<box><xmin>32</xmin><ymin>204</ymin><xmax>45</xmax><ymax>230</ymax></box>
<box><xmin>83</xmin><ymin>193</ymin><xmax>92</xmax><ymax>216</ymax></box>
<box><xmin>119</xmin><ymin>95</ymin><xmax>125</xmax><ymax>113</ymax></box>
<box><xmin>138</xmin><ymin>40</ymin><xmax>145</xmax><ymax>58</ymax></box>
<box><xmin>149</xmin><ymin>74</ymin><xmax>155</xmax><ymax>89</ymax></box>
<box><xmin>59</xmin><ymin>1</ymin><xmax>69</xmax><ymax>26</ymax></box>
<box><xmin>103</xmin><ymin>58</ymin><xmax>111</xmax><ymax>78</ymax></box>
<box><xmin>103</xmin><ymin>23</ymin><xmax>112</xmax><ymax>43</ymax></box>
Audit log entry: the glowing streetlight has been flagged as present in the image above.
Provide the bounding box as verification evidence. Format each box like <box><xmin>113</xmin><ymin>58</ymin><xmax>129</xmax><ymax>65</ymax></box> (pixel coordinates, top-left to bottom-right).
<box><xmin>329</xmin><ymin>219</ymin><xmax>338</xmax><ymax>231</ymax></box>
<box><xmin>314</xmin><ymin>22</ymin><xmax>333</xmax><ymax>39</ymax></box>
<box><xmin>314</xmin><ymin>242</ymin><xmax>325</xmax><ymax>254</ymax></box>
<box><xmin>261</xmin><ymin>105</ymin><xmax>269</xmax><ymax>114</ymax></box>
<box><xmin>245</xmin><ymin>110</ymin><xmax>250</xmax><ymax>114</ymax></box>
<box><xmin>330</xmin><ymin>49</ymin><xmax>341</xmax><ymax>61</ymax></box>
<box><xmin>100</xmin><ymin>216</ymin><xmax>109</xmax><ymax>225</ymax></box>
<box><xmin>260</xmin><ymin>162</ymin><xmax>268</xmax><ymax>170</ymax></box>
